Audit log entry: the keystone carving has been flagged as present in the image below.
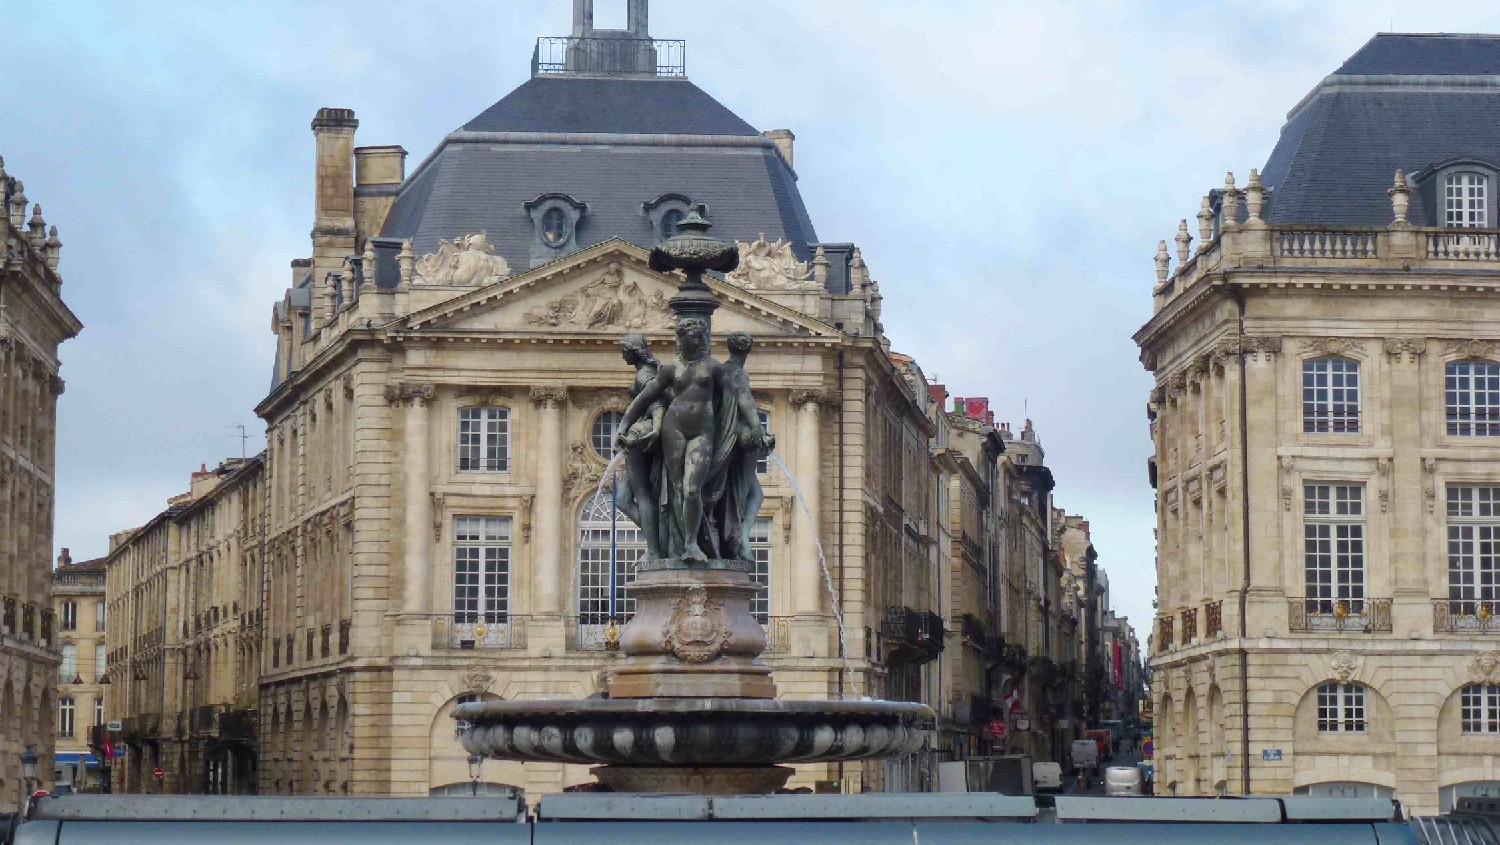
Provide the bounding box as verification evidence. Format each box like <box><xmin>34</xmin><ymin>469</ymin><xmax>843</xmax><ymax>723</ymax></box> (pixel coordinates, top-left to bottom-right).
<box><xmin>414</xmin><ymin>232</ymin><xmax>512</xmax><ymax>286</ymax></box>
<box><xmin>458</xmin><ymin>669</ymin><xmax>495</xmax><ymax>694</ymax></box>
<box><xmin>1470</xmin><ymin>652</ymin><xmax>1500</xmax><ymax>684</ymax></box>
<box><xmin>724</xmin><ymin>235</ymin><xmax>817</xmax><ymax>291</ymax></box>
<box><xmin>1328</xmin><ymin>650</ymin><xmax>1362</xmax><ymax>683</ymax></box>
<box><xmin>524</xmin><ymin>264</ymin><xmax>672</xmax><ymax>330</ymax></box>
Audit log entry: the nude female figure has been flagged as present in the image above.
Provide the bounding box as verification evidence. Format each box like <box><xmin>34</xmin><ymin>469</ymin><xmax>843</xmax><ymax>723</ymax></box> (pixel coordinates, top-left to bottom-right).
<box><xmin>617</xmin><ymin>317</ymin><xmax>723</xmax><ymax>562</ymax></box>
<box><xmin>615</xmin><ymin>333</ymin><xmax>665</xmax><ymax>560</ymax></box>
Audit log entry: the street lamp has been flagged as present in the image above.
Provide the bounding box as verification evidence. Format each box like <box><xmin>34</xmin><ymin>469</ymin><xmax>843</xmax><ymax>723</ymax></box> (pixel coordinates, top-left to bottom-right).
<box><xmin>467</xmin><ymin>754</ymin><xmax>482</xmax><ymax>796</ymax></box>
<box><xmin>20</xmin><ymin>745</ymin><xmax>38</xmax><ymax>810</ymax></box>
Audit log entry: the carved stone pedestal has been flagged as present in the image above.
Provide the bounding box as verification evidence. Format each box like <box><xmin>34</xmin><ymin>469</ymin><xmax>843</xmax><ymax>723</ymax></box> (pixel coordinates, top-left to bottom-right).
<box><xmin>592</xmin><ymin>765</ymin><xmax>793</xmax><ymax>795</ymax></box>
<box><xmin>607</xmin><ymin>559</ymin><xmax>776</xmax><ymax>700</ymax></box>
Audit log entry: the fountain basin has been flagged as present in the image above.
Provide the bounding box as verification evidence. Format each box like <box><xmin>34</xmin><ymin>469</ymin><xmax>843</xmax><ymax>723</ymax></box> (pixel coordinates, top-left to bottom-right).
<box><xmin>454</xmin><ymin>697</ymin><xmax>933</xmax><ymax>767</ymax></box>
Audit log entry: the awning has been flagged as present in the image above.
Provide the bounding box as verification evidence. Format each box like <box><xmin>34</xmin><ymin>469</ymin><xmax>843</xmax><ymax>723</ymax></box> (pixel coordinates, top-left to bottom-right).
<box><xmin>53</xmin><ymin>753</ymin><xmax>100</xmax><ymax>767</ymax></box>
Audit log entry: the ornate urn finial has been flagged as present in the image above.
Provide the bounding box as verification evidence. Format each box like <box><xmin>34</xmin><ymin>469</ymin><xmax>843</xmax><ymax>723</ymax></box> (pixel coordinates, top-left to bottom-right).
<box><xmin>648</xmin><ymin>204</ymin><xmax>738</xmax><ymax>321</ymax></box>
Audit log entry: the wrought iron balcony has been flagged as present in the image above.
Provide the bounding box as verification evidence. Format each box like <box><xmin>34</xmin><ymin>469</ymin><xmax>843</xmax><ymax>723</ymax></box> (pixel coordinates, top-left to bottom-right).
<box><xmin>1288</xmin><ymin>598</ymin><xmax>1393</xmax><ymax>633</ymax></box>
<box><xmin>1435</xmin><ymin>599</ymin><xmax>1500</xmax><ymax>634</ymax></box>
<box><xmin>532</xmin><ymin>36</ymin><xmax>686</xmax><ymax>78</ymax></box>
<box><xmin>218</xmin><ymin>708</ymin><xmax>257</xmax><ymax>741</ymax></box>
<box><xmin>1180</xmin><ymin>608</ymin><xmax>1198</xmax><ymax>645</ymax></box>
<box><xmin>1205</xmin><ymin>600</ymin><xmax>1223</xmax><ymax>638</ymax></box>
<box><xmin>1156</xmin><ymin>616</ymin><xmax>1174</xmax><ymax>652</ymax></box>
<box><xmin>192</xmin><ymin>704</ymin><xmax>220</xmax><ymax>736</ymax></box>
<box><xmin>432</xmin><ymin>614</ymin><xmax>526</xmax><ymax>651</ymax></box>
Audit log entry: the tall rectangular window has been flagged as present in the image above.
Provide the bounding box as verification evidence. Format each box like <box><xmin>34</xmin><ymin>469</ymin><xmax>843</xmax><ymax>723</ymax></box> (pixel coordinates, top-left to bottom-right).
<box><xmin>1446</xmin><ymin>172</ymin><xmax>1489</xmax><ymax>228</ymax></box>
<box><xmin>1448</xmin><ymin>485</ymin><xmax>1500</xmax><ymax>615</ymax></box>
<box><xmin>95</xmin><ymin>643</ymin><xmax>106</xmax><ymax>682</ymax></box>
<box><xmin>578</xmin><ymin>500</ymin><xmax>642</xmax><ymax>625</ymax></box>
<box><xmin>1316</xmin><ymin>683</ymin><xmax>1366</xmax><ymax>733</ymax></box>
<box><xmin>1304</xmin><ymin>484</ymin><xmax>1365</xmax><ymax>613</ymax></box>
<box><xmin>1447</xmin><ymin>361</ymin><xmax>1500</xmax><ymax>436</ymax></box>
<box><xmin>60</xmin><ymin>600</ymin><xmax>77</xmax><ymax>631</ymax></box>
<box><xmin>457</xmin><ymin>407</ymin><xmax>510</xmax><ymax>472</ymax></box>
<box><xmin>95</xmin><ymin>601</ymin><xmax>106</xmax><ymax>632</ymax></box>
<box><xmin>60</xmin><ymin>643</ymin><xmax>77</xmax><ymax>680</ymax></box>
<box><xmin>1302</xmin><ymin>358</ymin><xmax>1360</xmax><ymax>433</ymax></box>
<box><xmin>94</xmin><ymin>697</ymin><xmax>104</xmax><ymax>728</ymax></box>
<box><xmin>750</xmin><ymin>518</ymin><xmax>772</xmax><ymax>625</ymax></box>
<box><xmin>59</xmin><ymin>697</ymin><xmax>75</xmax><ymax>738</ymax></box>
<box><xmin>756</xmin><ymin>410</ymin><xmax>772</xmax><ymax>476</ymax></box>
<box><xmin>452</xmin><ymin>516</ymin><xmax>511</xmax><ymax>624</ymax></box>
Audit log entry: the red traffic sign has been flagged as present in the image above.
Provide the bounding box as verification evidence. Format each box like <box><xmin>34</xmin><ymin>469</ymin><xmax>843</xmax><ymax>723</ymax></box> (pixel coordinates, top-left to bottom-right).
<box><xmin>152</xmin><ymin>767</ymin><xmax>164</xmax><ymax>780</ymax></box>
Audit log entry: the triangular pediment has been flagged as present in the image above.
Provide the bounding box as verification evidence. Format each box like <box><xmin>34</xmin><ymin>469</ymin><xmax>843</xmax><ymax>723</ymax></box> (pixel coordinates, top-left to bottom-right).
<box><xmin>404</xmin><ymin>239</ymin><xmax>838</xmax><ymax>340</ymax></box>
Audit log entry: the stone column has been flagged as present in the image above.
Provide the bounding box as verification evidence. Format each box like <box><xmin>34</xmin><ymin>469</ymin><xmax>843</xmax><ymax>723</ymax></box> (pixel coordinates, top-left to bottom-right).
<box><xmin>1385</xmin><ymin>339</ymin><xmax>1428</xmax><ymax>599</ymax></box>
<box><xmin>396</xmin><ymin>384</ymin><xmax>435</xmax><ymax>615</ymax></box>
<box><xmin>790</xmin><ymin>390</ymin><xmax>824</xmax><ymax>615</ymax></box>
<box><xmin>530</xmin><ymin>385</ymin><xmax>568</xmax><ymax>616</ymax></box>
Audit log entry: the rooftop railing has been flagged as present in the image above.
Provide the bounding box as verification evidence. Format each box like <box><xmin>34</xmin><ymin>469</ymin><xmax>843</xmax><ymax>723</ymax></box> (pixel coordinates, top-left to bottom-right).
<box><xmin>533</xmin><ymin>36</ymin><xmax>687</xmax><ymax>78</ymax></box>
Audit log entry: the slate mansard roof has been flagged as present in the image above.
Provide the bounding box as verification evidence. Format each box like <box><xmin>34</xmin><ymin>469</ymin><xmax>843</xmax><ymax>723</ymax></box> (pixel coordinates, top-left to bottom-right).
<box><xmin>1258</xmin><ymin>33</ymin><xmax>1500</xmax><ymax>226</ymax></box>
<box><xmin>378</xmin><ymin>74</ymin><xmax>818</xmax><ymax>269</ymax></box>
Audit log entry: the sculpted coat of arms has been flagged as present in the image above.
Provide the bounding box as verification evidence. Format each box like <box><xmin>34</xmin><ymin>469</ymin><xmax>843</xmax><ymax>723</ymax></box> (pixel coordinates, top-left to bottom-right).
<box><xmin>663</xmin><ymin>586</ymin><xmax>731</xmax><ymax>664</ymax></box>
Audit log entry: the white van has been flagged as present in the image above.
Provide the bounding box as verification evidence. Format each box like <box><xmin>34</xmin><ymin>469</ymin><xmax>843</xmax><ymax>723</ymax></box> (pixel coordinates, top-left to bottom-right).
<box><xmin>1070</xmin><ymin>739</ymin><xmax>1099</xmax><ymax>771</ymax></box>
<box><xmin>1032</xmin><ymin>762</ymin><xmax>1063</xmax><ymax>793</ymax></box>
<box><xmin>1103</xmin><ymin>765</ymin><xmax>1143</xmax><ymax>796</ymax></box>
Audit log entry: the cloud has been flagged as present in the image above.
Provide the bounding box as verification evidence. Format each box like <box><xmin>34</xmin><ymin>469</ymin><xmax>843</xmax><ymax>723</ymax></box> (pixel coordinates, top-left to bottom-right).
<box><xmin>13</xmin><ymin>0</ymin><xmax>1500</xmax><ymax>639</ymax></box>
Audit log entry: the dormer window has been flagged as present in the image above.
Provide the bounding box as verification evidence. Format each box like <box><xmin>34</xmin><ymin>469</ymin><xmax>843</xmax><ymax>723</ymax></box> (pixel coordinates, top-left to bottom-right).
<box><xmin>643</xmin><ymin>193</ymin><xmax>697</xmax><ymax>244</ymax></box>
<box><xmin>524</xmin><ymin>193</ymin><xmax>588</xmax><ymax>268</ymax></box>
<box><xmin>542</xmin><ymin>208</ymin><xmax>570</xmax><ymax>247</ymax></box>
<box><xmin>1446</xmin><ymin>171</ymin><xmax>1489</xmax><ymax>228</ymax></box>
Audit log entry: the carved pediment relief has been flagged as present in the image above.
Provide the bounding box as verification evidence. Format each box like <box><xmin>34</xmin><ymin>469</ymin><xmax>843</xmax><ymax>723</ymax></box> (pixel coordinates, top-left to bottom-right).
<box><xmin>1446</xmin><ymin>339</ymin><xmax>1499</xmax><ymax>361</ymax></box>
<box><xmin>525</xmin><ymin>263</ymin><xmax>672</xmax><ymax>330</ymax></box>
<box><xmin>415</xmin><ymin>232</ymin><xmax>512</xmax><ymax>286</ymax></box>
<box><xmin>1303</xmin><ymin>337</ymin><xmax>1362</xmax><ymax>358</ymax></box>
<box><xmin>725</xmin><ymin>235</ymin><xmax>817</xmax><ymax>291</ymax></box>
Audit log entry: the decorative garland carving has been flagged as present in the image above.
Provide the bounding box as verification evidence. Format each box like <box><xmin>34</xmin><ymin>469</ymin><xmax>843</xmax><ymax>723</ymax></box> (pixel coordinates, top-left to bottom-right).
<box><xmin>1279</xmin><ymin>455</ymin><xmax>1296</xmax><ymax>512</ymax></box>
<box><xmin>562</xmin><ymin>442</ymin><xmax>603</xmax><ymax>502</ymax></box>
<box><xmin>1302</xmin><ymin>337</ymin><xmax>1361</xmax><ymax>358</ymax></box>
<box><xmin>1446</xmin><ymin>339</ymin><xmax>1498</xmax><ymax>361</ymax></box>
<box><xmin>1377</xmin><ymin>457</ymin><xmax>1391</xmax><ymax>513</ymax></box>
<box><xmin>1424</xmin><ymin>457</ymin><xmax>1438</xmax><ymax>514</ymax></box>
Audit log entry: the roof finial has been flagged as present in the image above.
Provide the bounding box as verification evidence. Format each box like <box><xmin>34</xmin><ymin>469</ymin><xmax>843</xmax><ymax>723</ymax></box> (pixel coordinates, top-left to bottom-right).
<box><xmin>1221</xmin><ymin>172</ymin><xmax>1239</xmax><ymax>229</ymax></box>
<box><xmin>1197</xmin><ymin>194</ymin><xmax>1213</xmax><ymax>246</ymax></box>
<box><xmin>398</xmin><ymin>239</ymin><xmax>415</xmax><ymax>287</ymax></box>
<box><xmin>1389</xmin><ymin>169</ymin><xmax>1411</xmax><ymax>226</ymax></box>
<box><xmin>1154</xmin><ymin>240</ymin><xmax>1170</xmax><ymax>284</ymax></box>
<box><xmin>1175</xmin><ymin>219</ymin><xmax>1192</xmax><ymax>264</ymax></box>
<box><xmin>1245</xmin><ymin>168</ymin><xmax>1264</xmax><ymax>224</ymax></box>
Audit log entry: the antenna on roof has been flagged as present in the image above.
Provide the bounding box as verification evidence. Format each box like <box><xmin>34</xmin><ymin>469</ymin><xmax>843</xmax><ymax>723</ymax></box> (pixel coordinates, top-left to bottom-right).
<box><xmin>228</xmin><ymin>425</ymin><xmax>249</xmax><ymax>460</ymax></box>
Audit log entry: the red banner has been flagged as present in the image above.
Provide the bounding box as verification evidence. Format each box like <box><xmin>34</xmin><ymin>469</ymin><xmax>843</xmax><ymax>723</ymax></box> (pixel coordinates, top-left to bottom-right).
<box><xmin>1113</xmin><ymin>641</ymin><xmax>1123</xmax><ymax>689</ymax></box>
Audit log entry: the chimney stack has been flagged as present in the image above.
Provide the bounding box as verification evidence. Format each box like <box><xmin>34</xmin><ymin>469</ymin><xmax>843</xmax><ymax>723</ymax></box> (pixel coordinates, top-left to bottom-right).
<box><xmin>57</xmin><ymin>548</ymin><xmax>72</xmax><ymax>567</ymax></box>
<box><xmin>354</xmin><ymin>145</ymin><xmax>407</xmax><ymax>241</ymax></box>
<box><xmin>311</xmin><ymin>108</ymin><xmax>359</xmax><ymax>287</ymax></box>
<box><xmin>764</xmin><ymin>130</ymin><xmax>795</xmax><ymax>170</ymax></box>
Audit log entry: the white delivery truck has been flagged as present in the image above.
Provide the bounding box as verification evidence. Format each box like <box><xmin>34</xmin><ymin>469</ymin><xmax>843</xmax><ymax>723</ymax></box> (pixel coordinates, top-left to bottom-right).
<box><xmin>1071</xmin><ymin>739</ymin><xmax>1100</xmax><ymax>773</ymax></box>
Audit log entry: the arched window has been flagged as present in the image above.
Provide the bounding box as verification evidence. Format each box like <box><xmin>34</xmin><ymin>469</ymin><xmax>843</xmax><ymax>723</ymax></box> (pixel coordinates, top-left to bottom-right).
<box><xmin>1316</xmin><ymin>682</ymin><xmax>1366</xmax><ymax>733</ymax></box>
<box><xmin>458</xmin><ymin>407</ymin><xmax>509</xmax><ymax>471</ymax></box>
<box><xmin>592</xmin><ymin>411</ymin><xmax>624</xmax><ymax>460</ymax></box>
<box><xmin>1446</xmin><ymin>171</ymin><xmax>1489</xmax><ymax>228</ymax></box>
<box><xmin>1302</xmin><ymin>358</ymin><xmax>1360</xmax><ymax>433</ymax></box>
<box><xmin>577</xmin><ymin>497</ymin><xmax>643</xmax><ymax>639</ymax></box>
<box><xmin>1447</xmin><ymin>361</ymin><xmax>1500</xmax><ymax>436</ymax></box>
<box><xmin>1462</xmin><ymin>684</ymin><xmax>1500</xmax><ymax>734</ymax></box>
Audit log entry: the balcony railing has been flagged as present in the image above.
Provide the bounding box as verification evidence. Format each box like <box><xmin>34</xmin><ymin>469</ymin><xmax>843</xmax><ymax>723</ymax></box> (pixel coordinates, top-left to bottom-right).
<box><xmin>1180</xmin><ymin>608</ymin><xmax>1198</xmax><ymax>645</ymax></box>
<box><xmin>192</xmin><ymin>704</ymin><xmax>220</xmax><ymax>736</ymax></box>
<box><xmin>1435</xmin><ymin>599</ymin><xmax>1500</xmax><ymax>633</ymax></box>
<box><xmin>432</xmin><ymin>615</ymin><xmax>527</xmax><ymax>651</ymax></box>
<box><xmin>218</xmin><ymin>708</ymin><xmax>257</xmax><ymax>742</ymax></box>
<box><xmin>1157</xmin><ymin>616</ymin><xmax>1174</xmax><ymax>652</ymax></box>
<box><xmin>1428</xmin><ymin>231</ymin><xmax>1500</xmax><ymax>260</ymax></box>
<box><xmin>1276</xmin><ymin>228</ymin><xmax>1378</xmax><ymax>259</ymax></box>
<box><xmin>1288</xmin><ymin>598</ymin><xmax>1393</xmax><ymax>633</ymax></box>
<box><xmin>1205</xmin><ymin>600</ymin><xmax>1223</xmax><ymax>638</ymax></box>
<box><xmin>532</xmin><ymin>36</ymin><xmax>686</xmax><ymax>78</ymax></box>
<box><xmin>763</xmin><ymin>616</ymin><xmax>790</xmax><ymax>654</ymax></box>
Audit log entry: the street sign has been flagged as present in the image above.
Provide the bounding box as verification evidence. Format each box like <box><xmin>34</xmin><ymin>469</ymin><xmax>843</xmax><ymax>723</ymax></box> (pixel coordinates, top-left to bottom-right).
<box><xmin>106</xmin><ymin>720</ymin><xmax>122</xmax><ymax>731</ymax></box>
<box><xmin>153</xmin><ymin>767</ymin><xmax>165</xmax><ymax>780</ymax></box>
<box><xmin>1262</xmin><ymin>749</ymin><xmax>1283</xmax><ymax>762</ymax></box>
<box><xmin>986</xmin><ymin>719</ymin><xmax>1007</xmax><ymax>739</ymax></box>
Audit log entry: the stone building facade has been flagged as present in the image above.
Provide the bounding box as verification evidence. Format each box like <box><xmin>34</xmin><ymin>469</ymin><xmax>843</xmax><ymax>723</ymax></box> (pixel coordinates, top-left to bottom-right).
<box><xmin>103</xmin><ymin>457</ymin><xmax>264</xmax><ymax>795</ymax></box>
<box><xmin>51</xmin><ymin>552</ymin><xmax>106</xmax><ymax>791</ymax></box>
<box><xmin>1138</xmin><ymin>33</ymin><xmax>1500</xmax><ymax>813</ymax></box>
<box><xmin>0</xmin><ymin>155</ymin><xmax>82</xmax><ymax>808</ymax></box>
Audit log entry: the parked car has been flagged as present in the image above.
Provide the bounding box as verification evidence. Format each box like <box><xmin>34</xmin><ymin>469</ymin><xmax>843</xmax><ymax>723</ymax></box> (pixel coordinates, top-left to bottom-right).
<box><xmin>1104</xmin><ymin>766</ymin><xmax>1144</xmax><ymax>796</ymax></box>
<box><xmin>1032</xmin><ymin>762</ymin><xmax>1063</xmax><ymax>793</ymax></box>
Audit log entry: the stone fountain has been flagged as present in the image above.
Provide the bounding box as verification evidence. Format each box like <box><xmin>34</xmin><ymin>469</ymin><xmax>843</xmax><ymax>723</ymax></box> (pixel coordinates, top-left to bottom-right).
<box><xmin>454</xmin><ymin>208</ymin><xmax>933</xmax><ymax>794</ymax></box>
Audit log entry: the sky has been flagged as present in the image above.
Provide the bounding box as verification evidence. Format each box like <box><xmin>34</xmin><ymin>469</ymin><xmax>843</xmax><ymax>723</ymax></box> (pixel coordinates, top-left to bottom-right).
<box><xmin>9</xmin><ymin>0</ymin><xmax>1500</xmax><ymax>637</ymax></box>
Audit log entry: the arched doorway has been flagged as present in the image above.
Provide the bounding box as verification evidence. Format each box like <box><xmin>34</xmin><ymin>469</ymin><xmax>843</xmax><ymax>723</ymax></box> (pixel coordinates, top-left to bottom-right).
<box><xmin>1206</xmin><ymin>684</ymin><xmax>1225</xmax><ymax>794</ymax></box>
<box><xmin>1181</xmin><ymin>686</ymin><xmax>1199</xmax><ymax>795</ymax></box>
<box><xmin>1442</xmin><ymin>781</ymin><xmax>1500</xmax><ymax>813</ymax></box>
<box><xmin>429</xmin><ymin>692</ymin><xmax>503</xmax><ymax>793</ymax></box>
